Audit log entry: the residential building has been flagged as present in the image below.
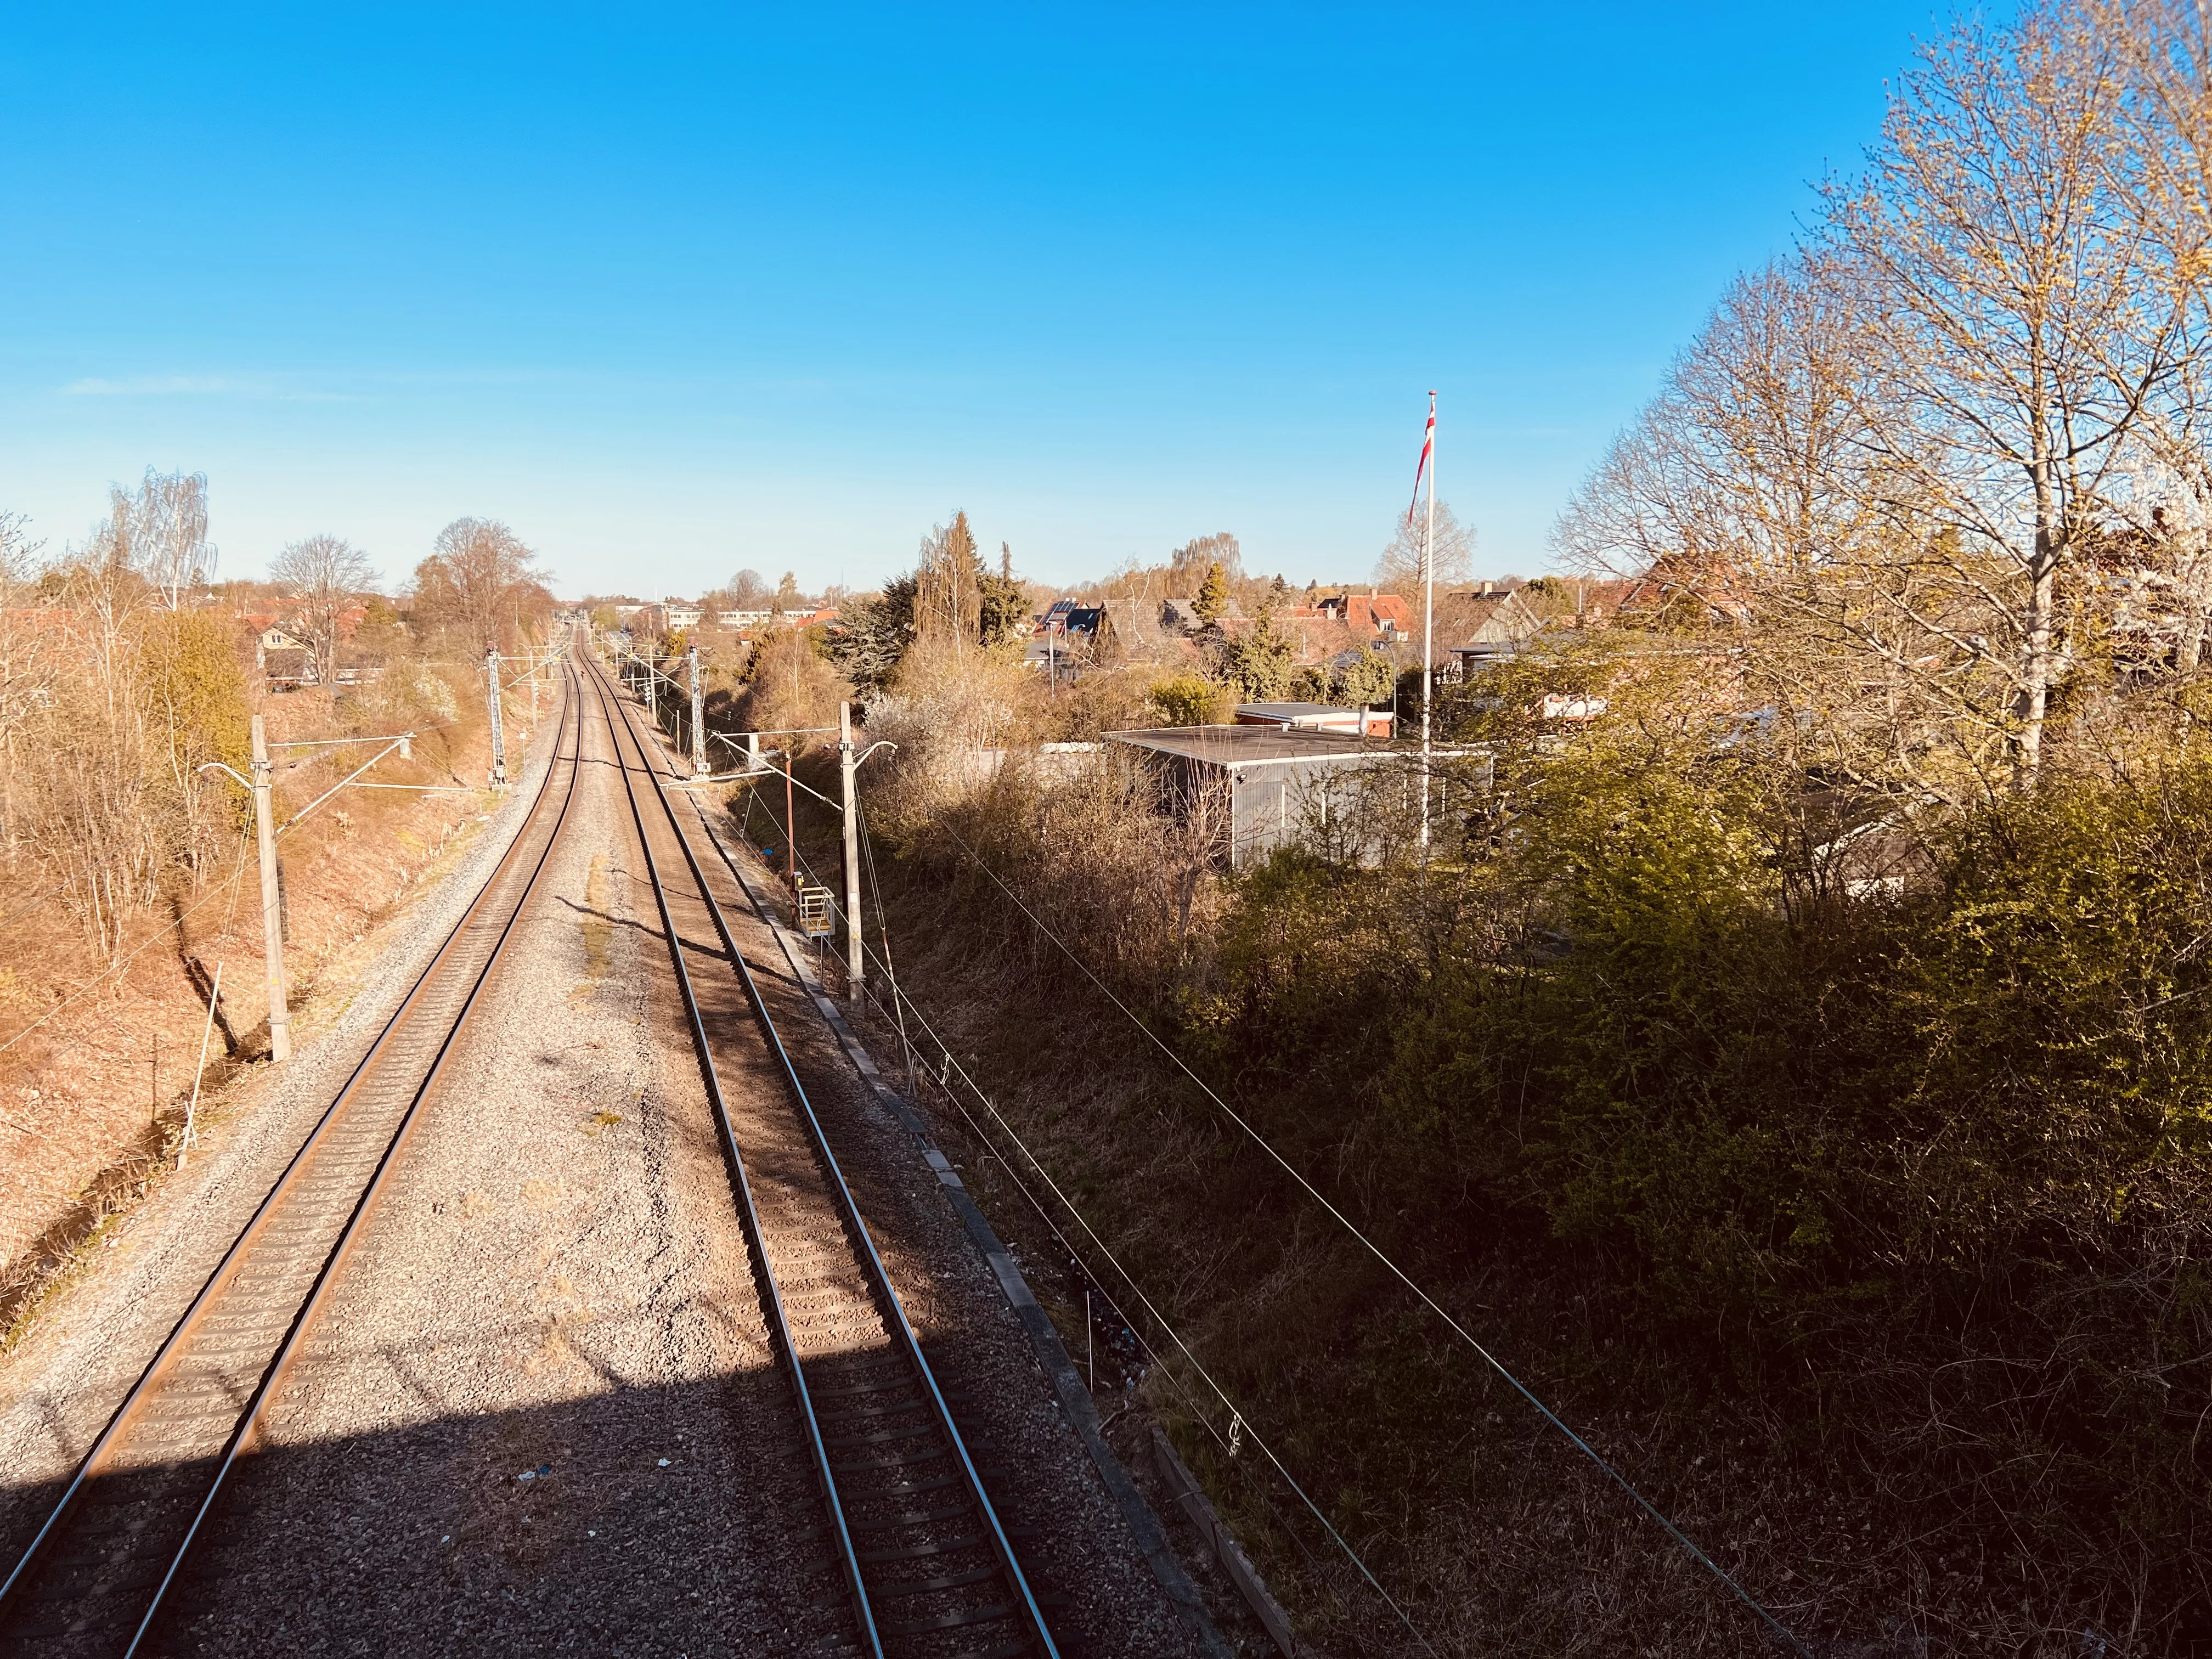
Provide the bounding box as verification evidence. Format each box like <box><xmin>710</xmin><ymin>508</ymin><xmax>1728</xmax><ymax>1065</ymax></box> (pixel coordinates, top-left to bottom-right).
<box><xmin>1312</xmin><ymin>591</ymin><xmax>1413</xmax><ymax>642</ymax></box>
<box><xmin>1442</xmin><ymin>587</ymin><xmax>1544</xmax><ymax>676</ymax></box>
<box><xmin>1158</xmin><ymin>596</ymin><xmax>1242</xmax><ymax>634</ymax></box>
<box><xmin>257</xmin><ymin>625</ymin><xmax>312</xmax><ymax>687</ymax></box>
<box><xmin>1028</xmin><ymin>601</ymin><xmax>1108</xmax><ymax>679</ymax></box>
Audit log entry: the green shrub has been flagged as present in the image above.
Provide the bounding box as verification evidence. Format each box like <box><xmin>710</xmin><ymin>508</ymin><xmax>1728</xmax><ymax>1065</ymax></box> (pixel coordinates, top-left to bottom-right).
<box><xmin>1147</xmin><ymin>673</ymin><xmax>1228</xmax><ymax>726</ymax></box>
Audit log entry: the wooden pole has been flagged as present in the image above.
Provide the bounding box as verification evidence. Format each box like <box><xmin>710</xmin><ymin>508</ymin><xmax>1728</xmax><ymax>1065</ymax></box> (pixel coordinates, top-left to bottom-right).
<box><xmin>250</xmin><ymin>715</ymin><xmax>291</xmax><ymax>1063</ymax></box>
<box><xmin>839</xmin><ymin>701</ymin><xmax>864</xmax><ymax>999</ymax></box>
<box><xmin>1420</xmin><ymin>390</ymin><xmax>1436</xmax><ymax>854</ymax></box>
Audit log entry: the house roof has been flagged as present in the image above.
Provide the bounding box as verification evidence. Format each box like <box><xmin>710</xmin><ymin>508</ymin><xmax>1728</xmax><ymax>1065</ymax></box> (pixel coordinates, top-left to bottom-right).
<box><xmin>1339</xmin><ymin>594</ymin><xmax>1412</xmax><ymax>631</ymax></box>
<box><xmin>1042</xmin><ymin>603</ymin><xmax>1104</xmax><ymax>633</ymax></box>
<box><xmin>1613</xmin><ymin>560</ymin><xmax>1752</xmax><ymax>622</ymax></box>
<box><xmin>1439</xmin><ymin>589</ymin><xmax>1541</xmax><ymax>645</ymax></box>
<box><xmin>1233</xmin><ymin>701</ymin><xmax>1376</xmax><ymax>722</ymax></box>
<box><xmin>1160</xmin><ymin>595</ymin><xmax>1243</xmax><ymax>629</ymax></box>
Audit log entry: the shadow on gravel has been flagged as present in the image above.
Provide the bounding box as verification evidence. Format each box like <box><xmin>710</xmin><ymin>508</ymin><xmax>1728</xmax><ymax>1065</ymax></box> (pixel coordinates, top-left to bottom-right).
<box><xmin>0</xmin><ymin>1325</ymin><xmax>1097</xmax><ymax>1658</ymax></box>
<box><xmin>2</xmin><ymin>1367</ymin><xmax>814</xmax><ymax>1656</ymax></box>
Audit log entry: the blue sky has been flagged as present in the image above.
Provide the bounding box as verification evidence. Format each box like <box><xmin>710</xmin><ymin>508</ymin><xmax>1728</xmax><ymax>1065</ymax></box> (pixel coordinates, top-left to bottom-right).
<box><xmin>1</xmin><ymin>4</ymin><xmax>1943</xmax><ymax>599</ymax></box>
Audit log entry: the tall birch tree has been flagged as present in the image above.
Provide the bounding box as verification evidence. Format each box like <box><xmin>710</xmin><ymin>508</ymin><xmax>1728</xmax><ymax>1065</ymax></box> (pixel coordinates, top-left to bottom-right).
<box><xmin>1824</xmin><ymin>3</ymin><xmax>2202</xmax><ymax>783</ymax></box>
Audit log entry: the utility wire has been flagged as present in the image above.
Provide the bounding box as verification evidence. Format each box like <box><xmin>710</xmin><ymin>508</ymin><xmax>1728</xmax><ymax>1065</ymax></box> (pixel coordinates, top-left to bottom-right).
<box><xmin>923</xmin><ymin>814</ymin><xmax>1812</xmax><ymax>1658</ymax></box>
<box><xmin>0</xmin><ymin>664</ymin><xmax>564</xmax><ymax>1060</ymax></box>
<box><xmin>857</xmin><ymin>956</ymin><xmax>1430</xmax><ymax>1647</ymax></box>
<box><xmin>701</xmin><ymin>776</ymin><xmax>1437</xmax><ymax>1652</ymax></box>
<box><xmin>640</xmin><ymin>689</ymin><xmax>1805</xmax><ymax>1653</ymax></box>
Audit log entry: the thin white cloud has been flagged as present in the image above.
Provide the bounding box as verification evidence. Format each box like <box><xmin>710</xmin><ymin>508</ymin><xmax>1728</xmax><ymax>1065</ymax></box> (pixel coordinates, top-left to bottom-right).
<box><xmin>59</xmin><ymin>375</ymin><xmax>358</xmax><ymax>402</ymax></box>
<box><xmin>64</xmin><ymin>375</ymin><xmax>252</xmax><ymax>396</ymax></box>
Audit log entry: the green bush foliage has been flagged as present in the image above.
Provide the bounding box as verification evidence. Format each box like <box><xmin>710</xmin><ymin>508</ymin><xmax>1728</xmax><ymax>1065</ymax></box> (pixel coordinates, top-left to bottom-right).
<box><xmin>1159</xmin><ymin>734</ymin><xmax>2212</xmax><ymax>1620</ymax></box>
<box><xmin>1147</xmin><ymin>673</ymin><xmax>1228</xmax><ymax>726</ymax></box>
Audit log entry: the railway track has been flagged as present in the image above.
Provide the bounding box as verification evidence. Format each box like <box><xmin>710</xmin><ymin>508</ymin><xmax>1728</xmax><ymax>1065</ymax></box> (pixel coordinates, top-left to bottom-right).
<box><xmin>585</xmin><ymin>651</ymin><xmax>1060</xmax><ymax>1659</ymax></box>
<box><xmin>0</xmin><ymin>664</ymin><xmax>584</xmax><ymax>1659</ymax></box>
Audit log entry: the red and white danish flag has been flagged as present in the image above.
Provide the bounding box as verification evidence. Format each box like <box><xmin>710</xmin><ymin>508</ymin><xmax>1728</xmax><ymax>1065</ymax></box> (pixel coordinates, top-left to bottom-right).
<box><xmin>1408</xmin><ymin>391</ymin><xmax>1435</xmax><ymax>525</ymax></box>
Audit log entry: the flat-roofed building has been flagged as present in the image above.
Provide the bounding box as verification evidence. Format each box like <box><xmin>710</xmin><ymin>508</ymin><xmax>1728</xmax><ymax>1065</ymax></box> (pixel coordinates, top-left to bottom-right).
<box><xmin>1107</xmin><ymin>724</ymin><xmax>1397</xmax><ymax>868</ymax></box>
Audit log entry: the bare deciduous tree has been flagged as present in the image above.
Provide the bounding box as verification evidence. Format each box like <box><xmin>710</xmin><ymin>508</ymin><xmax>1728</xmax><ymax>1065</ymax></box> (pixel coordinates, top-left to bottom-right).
<box><xmin>1168</xmin><ymin>533</ymin><xmax>1242</xmax><ymax>590</ymax></box>
<box><xmin>1376</xmin><ymin>497</ymin><xmax>1477</xmax><ymax>666</ymax></box>
<box><xmin>913</xmin><ymin>512</ymin><xmax>985</xmax><ymax>656</ymax></box>
<box><xmin>1823</xmin><ymin>3</ymin><xmax>2204</xmax><ymax>782</ymax></box>
<box><xmin>413</xmin><ymin>517</ymin><xmax>546</xmax><ymax>654</ymax></box>
<box><xmin>115</xmin><ymin>469</ymin><xmax>216</xmax><ymax>610</ymax></box>
<box><xmin>269</xmin><ymin>534</ymin><xmax>377</xmax><ymax>689</ymax></box>
<box><xmin>1553</xmin><ymin>261</ymin><xmax>2021</xmax><ymax>800</ymax></box>
<box><xmin>1558</xmin><ymin>3</ymin><xmax>2212</xmax><ymax>797</ymax></box>
<box><xmin>0</xmin><ymin>512</ymin><xmax>50</xmax><ymax>862</ymax></box>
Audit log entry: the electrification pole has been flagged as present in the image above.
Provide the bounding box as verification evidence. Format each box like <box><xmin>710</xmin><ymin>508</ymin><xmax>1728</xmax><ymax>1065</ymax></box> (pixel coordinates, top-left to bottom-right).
<box><xmin>839</xmin><ymin>701</ymin><xmax>864</xmax><ymax>1000</ymax></box>
<box><xmin>250</xmin><ymin>715</ymin><xmax>291</xmax><ymax>1063</ymax></box>
<box><xmin>486</xmin><ymin>644</ymin><xmax>507</xmax><ymax>790</ymax></box>
<box><xmin>690</xmin><ymin>644</ymin><xmax>707</xmax><ymax>778</ymax></box>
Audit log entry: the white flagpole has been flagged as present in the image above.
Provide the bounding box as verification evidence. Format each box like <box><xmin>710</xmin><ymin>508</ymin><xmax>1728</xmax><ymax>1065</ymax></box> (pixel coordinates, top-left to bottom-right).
<box><xmin>1420</xmin><ymin>391</ymin><xmax>1436</xmax><ymax>854</ymax></box>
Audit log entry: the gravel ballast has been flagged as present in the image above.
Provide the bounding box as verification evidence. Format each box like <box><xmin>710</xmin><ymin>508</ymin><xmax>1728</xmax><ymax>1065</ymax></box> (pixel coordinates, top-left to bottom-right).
<box><xmin>0</xmin><ymin>662</ymin><xmax>1217</xmax><ymax>1656</ymax></box>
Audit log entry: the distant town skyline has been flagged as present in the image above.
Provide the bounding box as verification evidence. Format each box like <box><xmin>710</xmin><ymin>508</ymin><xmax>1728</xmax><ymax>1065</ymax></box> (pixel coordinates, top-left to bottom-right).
<box><xmin>2</xmin><ymin>3</ymin><xmax>1940</xmax><ymax>596</ymax></box>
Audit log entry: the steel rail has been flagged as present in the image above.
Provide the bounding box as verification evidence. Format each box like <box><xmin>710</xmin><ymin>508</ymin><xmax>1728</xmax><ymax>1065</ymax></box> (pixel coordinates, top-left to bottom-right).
<box><xmin>581</xmin><ymin>656</ymin><xmax>885</xmax><ymax>1658</ymax></box>
<box><xmin>0</xmin><ymin>665</ymin><xmax>586</xmax><ymax>1655</ymax></box>
<box><xmin>587</xmin><ymin>652</ymin><xmax>1059</xmax><ymax>1659</ymax></box>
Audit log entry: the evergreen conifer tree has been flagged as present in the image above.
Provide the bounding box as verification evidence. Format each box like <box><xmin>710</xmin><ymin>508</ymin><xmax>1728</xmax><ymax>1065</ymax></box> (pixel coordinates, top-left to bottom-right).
<box><xmin>1193</xmin><ymin>560</ymin><xmax>1230</xmax><ymax>624</ymax></box>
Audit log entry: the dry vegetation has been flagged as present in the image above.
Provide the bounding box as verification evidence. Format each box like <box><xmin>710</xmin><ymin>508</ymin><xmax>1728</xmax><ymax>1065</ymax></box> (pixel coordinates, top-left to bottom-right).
<box><xmin>0</xmin><ymin>487</ymin><xmax>554</xmax><ymax>1341</ymax></box>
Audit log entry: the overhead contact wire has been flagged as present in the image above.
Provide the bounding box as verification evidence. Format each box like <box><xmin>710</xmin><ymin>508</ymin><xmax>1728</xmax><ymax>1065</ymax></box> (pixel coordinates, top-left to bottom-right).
<box><xmin>925</xmin><ymin>815</ymin><xmax>1813</xmax><ymax>1657</ymax></box>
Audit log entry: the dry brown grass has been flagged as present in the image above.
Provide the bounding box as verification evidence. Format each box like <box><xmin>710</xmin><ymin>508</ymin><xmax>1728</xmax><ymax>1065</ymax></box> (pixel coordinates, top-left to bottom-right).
<box><xmin>846</xmin><ymin>882</ymin><xmax>2115</xmax><ymax>1657</ymax></box>
<box><xmin>0</xmin><ymin>668</ymin><xmax>528</xmax><ymax>1346</ymax></box>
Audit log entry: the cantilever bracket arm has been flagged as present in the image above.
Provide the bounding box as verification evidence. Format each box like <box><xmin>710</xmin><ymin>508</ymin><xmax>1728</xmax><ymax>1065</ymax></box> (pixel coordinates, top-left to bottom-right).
<box><xmin>855</xmin><ymin>740</ymin><xmax>899</xmax><ymax>767</ymax></box>
<box><xmin>197</xmin><ymin>761</ymin><xmax>253</xmax><ymax>791</ymax></box>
